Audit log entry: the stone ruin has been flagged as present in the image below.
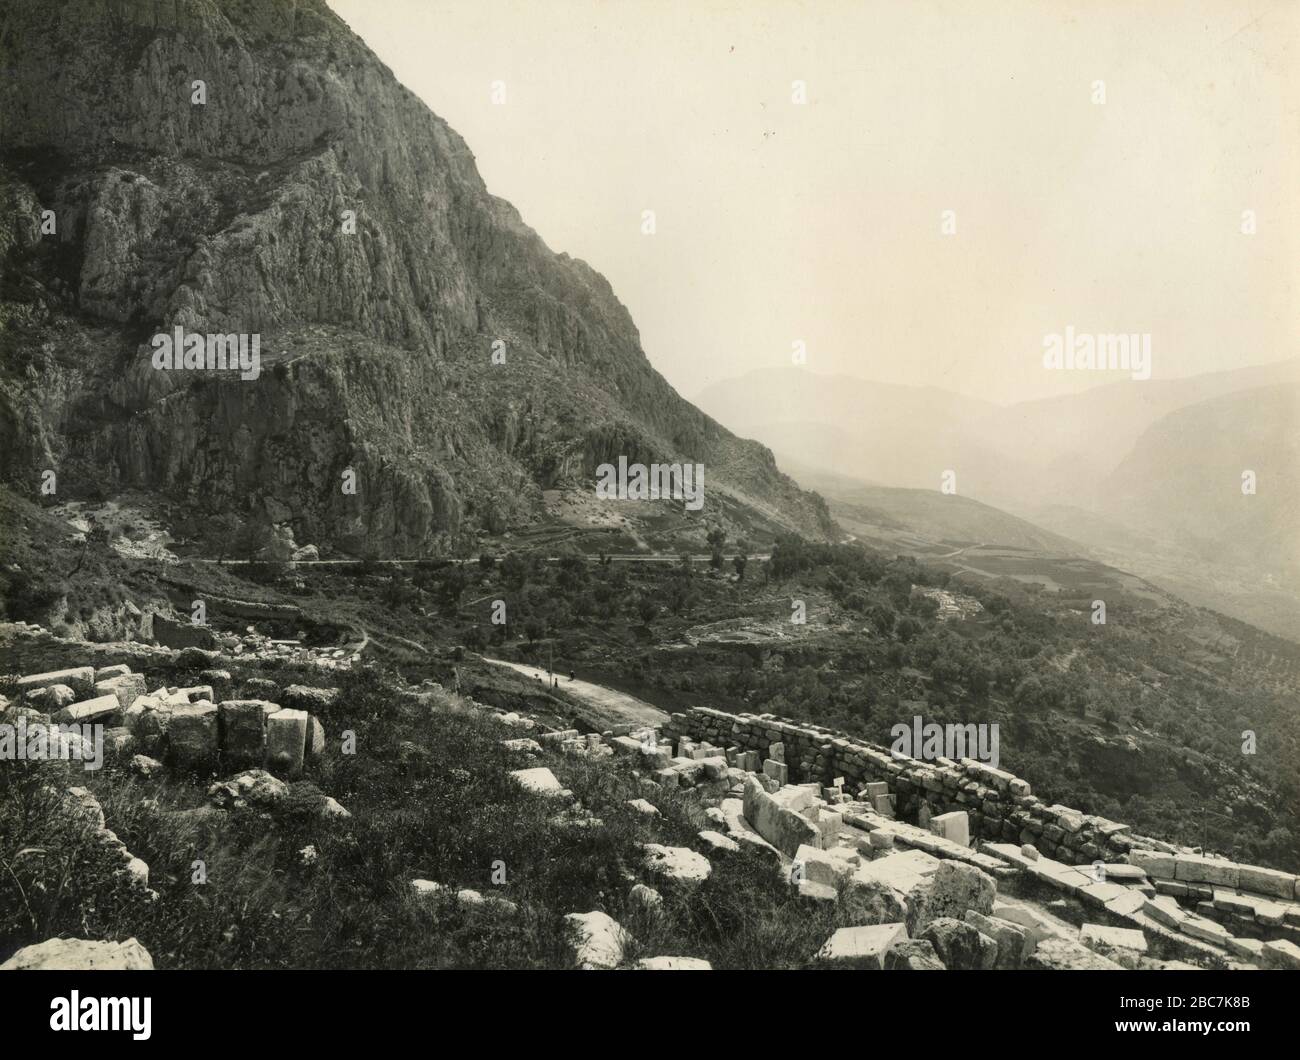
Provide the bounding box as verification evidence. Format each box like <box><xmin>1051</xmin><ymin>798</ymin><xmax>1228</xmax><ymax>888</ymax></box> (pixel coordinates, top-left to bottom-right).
<box><xmin>510</xmin><ymin>702</ymin><xmax>1300</xmax><ymax>970</ymax></box>
<box><xmin>4</xmin><ymin>663</ymin><xmax>331</xmax><ymax>778</ymax></box>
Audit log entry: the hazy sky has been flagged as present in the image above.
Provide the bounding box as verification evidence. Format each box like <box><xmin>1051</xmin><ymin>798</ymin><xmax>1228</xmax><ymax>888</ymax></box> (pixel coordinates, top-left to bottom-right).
<box><xmin>330</xmin><ymin>0</ymin><xmax>1298</xmax><ymax>404</ymax></box>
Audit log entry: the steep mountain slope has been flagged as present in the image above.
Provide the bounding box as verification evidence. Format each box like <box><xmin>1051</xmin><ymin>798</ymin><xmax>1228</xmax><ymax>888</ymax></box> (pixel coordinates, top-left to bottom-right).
<box><xmin>0</xmin><ymin>0</ymin><xmax>832</xmax><ymax>553</ymax></box>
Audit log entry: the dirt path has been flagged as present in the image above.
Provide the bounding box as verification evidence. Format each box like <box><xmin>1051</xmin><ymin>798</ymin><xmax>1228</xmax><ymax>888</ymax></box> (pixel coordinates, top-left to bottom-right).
<box><xmin>480</xmin><ymin>657</ymin><xmax>669</xmax><ymax>730</ymax></box>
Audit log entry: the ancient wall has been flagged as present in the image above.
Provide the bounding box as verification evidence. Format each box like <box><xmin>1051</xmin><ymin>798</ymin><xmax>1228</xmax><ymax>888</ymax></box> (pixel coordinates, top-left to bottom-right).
<box><xmin>662</xmin><ymin>707</ymin><xmax>1177</xmax><ymax>866</ymax></box>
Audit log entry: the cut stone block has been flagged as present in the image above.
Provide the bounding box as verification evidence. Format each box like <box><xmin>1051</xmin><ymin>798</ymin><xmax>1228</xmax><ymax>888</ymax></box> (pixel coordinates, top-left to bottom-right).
<box><xmin>930</xmin><ymin>810</ymin><xmax>970</xmax><ymax>848</ymax></box>
<box><xmin>1174</xmin><ymin>854</ymin><xmax>1239</xmax><ymax>889</ymax></box>
<box><xmin>794</xmin><ymin>843</ymin><xmax>845</xmax><ymax>887</ymax></box>
<box><xmin>265</xmin><ymin>708</ymin><xmax>308</xmax><ymax>776</ymax></box>
<box><xmin>763</xmin><ymin>758</ymin><xmax>788</xmax><ymax>785</ymax></box>
<box><xmin>168</xmin><ymin>702</ymin><xmax>219</xmax><ymax>767</ymax></box>
<box><xmin>1236</xmin><ymin>864</ymin><xmax>1297</xmax><ymax>901</ymax></box>
<box><xmin>94</xmin><ymin>673</ymin><xmax>146</xmax><ymax>709</ymax></box>
<box><xmin>1128</xmin><ymin>848</ymin><xmax>1176</xmax><ymax>878</ymax></box>
<box><xmin>93</xmin><ymin>664</ymin><xmax>132</xmax><ymax>682</ymax></box>
<box><xmin>53</xmin><ymin>694</ymin><xmax>120</xmax><ymax>725</ymax></box>
<box><xmin>16</xmin><ymin>667</ymin><xmax>95</xmax><ymax>698</ymax></box>
<box><xmin>1081</xmin><ymin>923</ymin><xmax>1148</xmax><ymax>957</ymax></box>
<box><xmin>816</xmin><ymin>923</ymin><xmax>909</xmax><ymax>969</ymax></box>
<box><xmin>219</xmin><ymin>699</ymin><xmax>279</xmax><ymax>767</ymax></box>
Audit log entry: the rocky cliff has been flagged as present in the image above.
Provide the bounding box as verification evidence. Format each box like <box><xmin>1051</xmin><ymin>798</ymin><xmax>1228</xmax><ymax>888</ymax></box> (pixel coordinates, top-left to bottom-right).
<box><xmin>0</xmin><ymin>0</ymin><xmax>833</xmax><ymax>553</ymax></box>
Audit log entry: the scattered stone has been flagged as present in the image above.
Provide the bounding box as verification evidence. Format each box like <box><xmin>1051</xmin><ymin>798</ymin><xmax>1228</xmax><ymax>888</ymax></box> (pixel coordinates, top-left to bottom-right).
<box><xmin>1080</xmin><ymin>923</ymin><xmax>1148</xmax><ymax>968</ymax></box>
<box><xmin>964</xmin><ymin>909</ymin><xmax>1033</xmax><ymax>968</ymax></box>
<box><xmin>884</xmin><ymin>938</ymin><xmax>945</xmax><ymax>970</ymax></box>
<box><xmin>1260</xmin><ymin>939</ymin><xmax>1300</xmax><ymax>970</ymax></box>
<box><xmin>510</xmin><ymin>767</ymin><xmax>566</xmax><ymax>797</ymax></box>
<box><xmin>0</xmin><ymin>937</ymin><xmax>154</xmax><ymax>971</ymax></box>
<box><xmin>636</xmin><ymin>956</ymin><xmax>712</xmax><ymax>970</ymax></box>
<box><xmin>207</xmin><ymin>769</ymin><xmax>289</xmax><ymax>810</ymax></box>
<box><xmin>130</xmin><ymin>754</ymin><xmax>163</xmax><ymax>777</ymax></box>
<box><xmin>564</xmin><ymin>911</ymin><xmax>629</xmax><ymax>969</ymax></box>
<box><xmin>629</xmin><ymin>883</ymin><xmax>664</xmax><ymax>917</ymax></box>
<box><xmin>16</xmin><ymin>667</ymin><xmax>95</xmax><ymax>698</ymax></box>
<box><xmin>919</xmin><ymin>918</ymin><xmax>998</xmax><ymax>970</ymax></box>
<box><xmin>907</xmin><ymin>861</ymin><xmax>996</xmax><ymax>935</ymax></box>
<box><xmin>816</xmin><ymin>923</ymin><xmax>909</xmax><ymax>969</ymax></box>
<box><xmin>626</xmin><ymin>798</ymin><xmax>659</xmax><ymax>816</ymax></box>
<box><xmin>1028</xmin><ymin>936</ymin><xmax>1125</xmax><ymax>970</ymax></box>
<box><xmin>838</xmin><ymin>877</ymin><xmax>909</xmax><ymax>927</ymax></box>
<box><xmin>697</xmin><ymin>829</ymin><xmax>740</xmax><ymax>854</ymax></box>
<box><xmin>643</xmin><ymin>844</ymin><xmax>711</xmax><ymax>886</ymax></box>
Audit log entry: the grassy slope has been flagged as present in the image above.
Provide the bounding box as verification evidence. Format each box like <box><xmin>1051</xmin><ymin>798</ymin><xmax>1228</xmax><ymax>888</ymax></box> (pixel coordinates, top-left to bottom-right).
<box><xmin>0</xmin><ymin>661</ymin><xmax>838</xmax><ymax>969</ymax></box>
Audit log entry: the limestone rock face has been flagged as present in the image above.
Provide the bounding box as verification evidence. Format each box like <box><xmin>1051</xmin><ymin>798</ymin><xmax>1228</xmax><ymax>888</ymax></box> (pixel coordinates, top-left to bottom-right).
<box><xmin>0</xmin><ymin>0</ymin><xmax>834</xmax><ymax>552</ymax></box>
<box><xmin>1</xmin><ymin>937</ymin><xmax>154</xmax><ymax>970</ymax></box>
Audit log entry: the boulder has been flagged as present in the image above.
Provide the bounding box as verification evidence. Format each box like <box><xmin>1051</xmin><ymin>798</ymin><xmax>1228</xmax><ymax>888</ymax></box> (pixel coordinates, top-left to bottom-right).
<box><xmin>0</xmin><ymin>937</ymin><xmax>154</xmax><ymax>970</ymax></box>
<box><xmin>628</xmin><ymin>883</ymin><xmax>664</xmax><ymax>917</ymax></box>
<box><xmin>564</xmin><ymin>911</ymin><xmax>629</xmax><ymax>969</ymax></box>
<box><xmin>643</xmin><ymin>844</ymin><xmax>711</xmax><ymax>887</ymax></box>
<box><xmin>207</xmin><ymin>768</ymin><xmax>289</xmax><ymax>809</ymax></box>
<box><xmin>838</xmin><ymin>877</ymin><xmax>909</xmax><ymax>927</ymax></box>
<box><xmin>884</xmin><ymin>938</ymin><xmax>946</xmax><ymax>970</ymax></box>
<box><xmin>918</xmin><ymin>917</ymin><xmax>998</xmax><ymax>970</ymax></box>
<box><xmin>509</xmin><ymin>767</ymin><xmax>566</xmax><ymax>797</ymax></box>
<box><xmin>27</xmin><ymin>683</ymin><xmax>76</xmax><ymax>710</ymax></box>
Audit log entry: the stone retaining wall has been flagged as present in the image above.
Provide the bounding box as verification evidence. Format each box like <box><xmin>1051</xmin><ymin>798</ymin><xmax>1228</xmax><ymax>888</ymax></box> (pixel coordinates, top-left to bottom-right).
<box><xmin>662</xmin><ymin>707</ymin><xmax>1177</xmax><ymax>867</ymax></box>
